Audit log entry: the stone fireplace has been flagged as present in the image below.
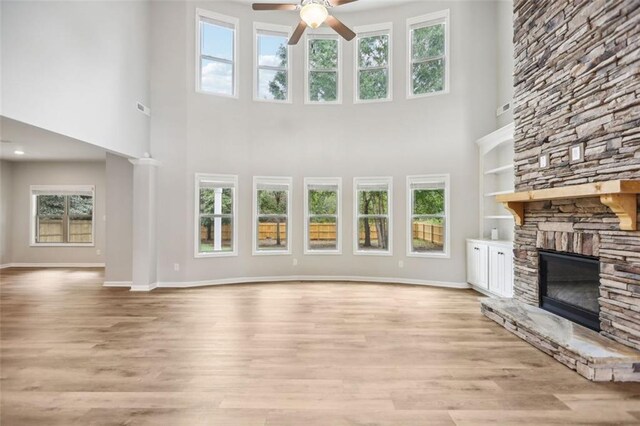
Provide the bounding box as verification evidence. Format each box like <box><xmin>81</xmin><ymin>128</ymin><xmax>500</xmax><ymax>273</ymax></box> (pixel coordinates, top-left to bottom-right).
<box><xmin>481</xmin><ymin>0</ymin><xmax>640</xmax><ymax>381</ymax></box>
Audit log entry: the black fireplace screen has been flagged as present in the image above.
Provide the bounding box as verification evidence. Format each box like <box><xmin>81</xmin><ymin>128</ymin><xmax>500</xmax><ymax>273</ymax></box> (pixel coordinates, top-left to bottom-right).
<box><xmin>539</xmin><ymin>250</ymin><xmax>600</xmax><ymax>331</ymax></box>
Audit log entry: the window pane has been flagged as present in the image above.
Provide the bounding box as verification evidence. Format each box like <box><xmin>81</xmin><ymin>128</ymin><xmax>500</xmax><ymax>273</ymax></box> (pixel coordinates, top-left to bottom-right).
<box><xmin>201</xmin><ymin>21</ymin><xmax>234</xmax><ymax>61</ymax></box>
<box><xmin>68</xmin><ymin>195</ymin><xmax>93</xmax><ymax>243</ymax></box>
<box><xmin>309</xmin><ymin>39</ymin><xmax>338</xmax><ymax>69</ymax></box>
<box><xmin>258</xmin><ymin>190</ymin><xmax>288</xmax><ymax>215</ymax></box>
<box><xmin>258</xmin><ymin>69</ymin><xmax>288</xmax><ymax>100</ymax></box>
<box><xmin>358</xmin><ymin>69</ymin><xmax>388</xmax><ymax>100</ymax></box>
<box><xmin>412</xmin><ymin>24</ymin><xmax>444</xmax><ymax>60</ymax></box>
<box><xmin>358</xmin><ymin>35</ymin><xmax>388</xmax><ymax>68</ymax></box>
<box><xmin>412</xmin><ymin>217</ymin><xmax>444</xmax><ymax>253</ymax></box>
<box><xmin>309</xmin><ymin>71</ymin><xmax>338</xmax><ymax>102</ymax></box>
<box><xmin>358</xmin><ymin>190</ymin><xmax>388</xmax><ymax>215</ymax></box>
<box><xmin>37</xmin><ymin>195</ymin><xmax>64</xmax><ymax>217</ymax></box>
<box><xmin>413</xmin><ymin>189</ymin><xmax>445</xmax><ymax>215</ymax></box>
<box><xmin>358</xmin><ymin>217</ymin><xmax>389</xmax><ymax>251</ymax></box>
<box><xmin>309</xmin><ymin>217</ymin><xmax>337</xmax><ymax>251</ymax></box>
<box><xmin>308</xmin><ymin>190</ymin><xmax>337</xmax><ymax>215</ymax></box>
<box><xmin>68</xmin><ymin>195</ymin><xmax>93</xmax><ymax>217</ymax></box>
<box><xmin>201</xmin><ymin>58</ymin><xmax>233</xmax><ymax>95</ymax></box>
<box><xmin>412</xmin><ymin>59</ymin><xmax>445</xmax><ymax>95</ymax></box>
<box><xmin>258</xmin><ymin>34</ymin><xmax>288</xmax><ymax>67</ymax></box>
<box><xmin>257</xmin><ymin>216</ymin><xmax>288</xmax><ymax>250</ymax></box>
<box><xmin>36</xmin><ymin>195</ymin><xmax>64</xmax><ymax>243</ymax></box>
<box><xmin>200</xmin><ymin>188</ymin><xmax>233</xmax><ymax>215</ymax></box>
<box><xmin>200</xmin><ymin>216</ymin><xmax>233</xmax><ymax>253</ymax></box>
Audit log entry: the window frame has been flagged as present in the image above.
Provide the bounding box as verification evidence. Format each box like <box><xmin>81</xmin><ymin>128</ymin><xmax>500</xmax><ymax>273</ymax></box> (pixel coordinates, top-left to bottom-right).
<box><xmin>304</xmin><ymin>177</ymin><xmax>342</xmax><ymax>255</ymax></box>
<box><xmin>406</xmin><ymin>10</ymin><xmax>450</xmax><ymax>100</ymax></box>
<box><xmin>353</xmin><ymin>22</ymin><xmax>393</xmax><ymax>104</ymax></box>
<box><xmin>195</xmin><ymin>9</ymin><xmax>239</xmax><ymax>98</ymax></box>
<box><xmin>253</xmin><ymin>176</ymin><xmax>293</xmax><ymax>256</ymax></box>
<box><xmin>29</xmin><ymin>185</ymin><xmax>96</xmax><ymax>247</ymax></box>
<box><xmin>406</xmin><ymin>174</ymin><xmax>451</xmax><ymax>259</ymax></box>
<box><xmin>253</xmin><ymin>22</ymin><xmax>293</xmax><ymax>104</ymax></box>
<box><xmin>304</xmin><ymin>30</ymin><xmax>342</xmax><ymax>105</ymax></box>
<box><xmin>194</xmin><ymin>173</ymin><xmax>238</xmax><ymax>259</ymax></box>
<box><xmin>353</xmin><ymin>177</ymin><xmax>393</xmax><ymax>256</ymax></box>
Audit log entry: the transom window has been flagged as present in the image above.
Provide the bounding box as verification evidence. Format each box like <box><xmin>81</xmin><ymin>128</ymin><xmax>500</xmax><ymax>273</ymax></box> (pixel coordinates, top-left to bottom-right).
<box><xmin>304</xmin><ymin>178</ymin><xmax>341</xmax><ymax>254</ymax></box>
<box><xmin>253</xmin><ymin>177</ymin><xmax>292</xmax><ymax>255</ymax></box>
<box><xmin>254</xmin><ymin>23</ymin><xmax>292</xmax><ymax>102</ymax></box>
<box><xmin>196</xmin><ymin>9</ymin><xmax>238</xmax><ymax>97</ymax></box>
<box><xmin>354</xmin><ymin>23</ymin><xmax>392</xmax><ymax>103</ymax></box>
<box><xmin>306</xmin><ymin>34</ymin><xmax>341</xmax><ymax>104</ymax></box>
<box><xmin>407</xmin><ymin>175</ymin><xmax>450</xmax><ymax>257</ymax></box>
<box><xmin>195</xmin><ymin>174</ymin><xmax>237</xmax><ymax>257</ymax></box>
<box><xmin>31</xmin><ymin>186</ymin><xmax>95</xmax><ymax>246</ymax></box>
<box><xmin>407</xmin><ymin>10</ymin><xmax>449</xmax><ymax>98</ymax></box>
<box><xmin>354</xmin><ymin>177</ymin><xmax>392</xmax><ymax>255</ymax></box>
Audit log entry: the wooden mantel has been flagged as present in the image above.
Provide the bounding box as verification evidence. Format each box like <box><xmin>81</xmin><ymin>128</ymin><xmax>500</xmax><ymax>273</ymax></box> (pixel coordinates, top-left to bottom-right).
<box><xmin>496</xmin><ymin>180</ymin><xmax>640</xmax><ymax>231</ymax></box>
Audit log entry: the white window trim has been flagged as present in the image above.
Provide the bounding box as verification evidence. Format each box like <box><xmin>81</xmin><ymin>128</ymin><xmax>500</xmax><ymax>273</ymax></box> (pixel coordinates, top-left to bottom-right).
<box><xmin>406</xmin><ymin>174</ymin><xmax>451</xmax><ymax>259</ymax></box>
<box><xmin>353</xmin><ymin>22</ymin><xmax>393</xmax><ymax>104</ymax></box>
<box><xmin>353</xmin><ymin>177</ymin><xmax>393</xmax><ymax>256</ymax></box>
<box><xmin>194</xmin><ymin>173</ymin><xmax>239</xmax><ymax>258</ymax></box>
<box><xmin>304</xmin><ymin>177</ymin><xmax>342</xmax><ymax>255</ymax></box>
<box><xmin>406</xmin><ymin>10</ymin><xmax>450</xmax><ymax>100</ymax></box>
<box><xmin>253</xmin><ymin>176</ymin><xmax>293</xmax><ymax>256</ymax></box>
<box><xmin>304</xmin><ymin>30</ymin><xmax>342</xmax><ymax>105</ymax></box>
<box><xmin>29</xmin><ymin>185</ymin><xmax>96</xmax><ymax>247</ymax></box>
<box><xmin>253</xmin><ymin>22</ymin><xmax>293</xmax><ymax>104</ymax></box>
<box><xmin>195</xmin><ymin>9</ymin><xmax>239</xmax><ymax>99</ymax></box>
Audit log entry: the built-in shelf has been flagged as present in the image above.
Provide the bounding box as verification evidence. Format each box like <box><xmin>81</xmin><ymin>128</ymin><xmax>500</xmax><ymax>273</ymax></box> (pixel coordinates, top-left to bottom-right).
<box><xmin>484</xmin><ymin>215</ymin><xmax>514</xmax><ymax>220</ymax></box>
<box><xmin>484</xmin><ymin>164</ymin><xmax>514</xmax><ymax>175</ymax></box>
<box><xmin>496</xmin><ymin>180</ymin><xmax>640</xmax><ymax>230</ymax></box>
<box><xmin>485</xmin><ymin>190</ymin><xmax>513</xmax><ymax>197</ymax></box>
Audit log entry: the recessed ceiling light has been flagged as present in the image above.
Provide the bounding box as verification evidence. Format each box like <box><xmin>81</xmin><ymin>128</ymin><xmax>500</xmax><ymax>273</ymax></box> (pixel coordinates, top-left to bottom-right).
<box><xmin>14</xmin><ymin>150</ymin><xmax>25</xmax><ymax>155</ymax></box>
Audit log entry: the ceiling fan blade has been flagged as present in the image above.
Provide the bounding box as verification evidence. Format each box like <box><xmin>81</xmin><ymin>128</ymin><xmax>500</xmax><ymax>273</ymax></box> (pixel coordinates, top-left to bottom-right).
<box><xmin>288</xmin><ymin>21</ymin><xmax>307</xmax><ymax>45</ymax></box>
<box><xmin>252</xmin><ymin>3</ymin><xmax>298</xmax><ymax>11</ymax></box>
<box><xmin>325</xmin><ymin>15</ymin><xmax>356</xmax><ymax>41</ymax></box>
<box><xmin>329</xmin><ymin>0</ymin><xmax>358</xmax><ymax>6</ymax></box>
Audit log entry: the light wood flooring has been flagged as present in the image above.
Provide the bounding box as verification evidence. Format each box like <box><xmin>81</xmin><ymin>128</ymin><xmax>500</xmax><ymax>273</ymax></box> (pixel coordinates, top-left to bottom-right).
<box><xmin>2</xmin><ymin>268</ymin><xmax>640</xmax><ymax>425</ymax></box>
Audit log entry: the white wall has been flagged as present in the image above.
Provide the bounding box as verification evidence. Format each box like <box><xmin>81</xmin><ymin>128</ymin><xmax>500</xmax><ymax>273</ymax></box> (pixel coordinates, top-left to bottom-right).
<box><xmin>8</xmin><ymin>161</ymin><xmax>106</xmax><ymax>265</ymax></box>
<box><xmin>496</xmin><ymin>0</ymin><xmax>514</xmax><ymax>127</ymax></box>
<box><xmin>1</xmin><ymin>1</ymin><xmax>150</xmax><ymax>158</ymax></box>
<box><xmin>0</xmin><ymin>160</ymin><xmax>13</xmax><ymax>266</ymax></box>
<box><xmin>149</xmin><ymin>1</ymin><xmax>500</xmax><ymax>286</ymax></box>
<box><xmin>105</xmin><ymin>153</ymin><xmax>133</xmax><ymax>282</ymax></box>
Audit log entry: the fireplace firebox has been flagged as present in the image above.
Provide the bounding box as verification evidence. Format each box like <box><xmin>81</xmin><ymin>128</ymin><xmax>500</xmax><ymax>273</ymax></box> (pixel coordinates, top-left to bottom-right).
<box><xmin>539</xmin><ymin>250</ymin><xmax>600</xmax><ymax>331</ymax></box>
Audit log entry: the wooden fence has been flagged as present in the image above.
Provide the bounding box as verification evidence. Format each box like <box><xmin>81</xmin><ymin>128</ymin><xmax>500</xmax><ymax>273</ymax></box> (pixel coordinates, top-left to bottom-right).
<box><xmin>38</xmin><ymin>219</ymin><xmax>93</xmax><ymax>243</ymax></box>
<box><xmin>412</xmin><ymin>222</ymin><xmax>443</xmax><ymax>245</ymax></box>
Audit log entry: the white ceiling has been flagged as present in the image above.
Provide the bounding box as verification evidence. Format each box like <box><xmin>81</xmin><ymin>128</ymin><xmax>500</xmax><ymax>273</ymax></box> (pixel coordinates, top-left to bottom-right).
<box><xmin>0</xmin><ymin>117</ymin><xmax>108</xmax><ymax>162</ymax></box>
<box><xmin>236</xmin><ymin>0</ymin><xmax>417</xmax><ymax>12</ymax></box>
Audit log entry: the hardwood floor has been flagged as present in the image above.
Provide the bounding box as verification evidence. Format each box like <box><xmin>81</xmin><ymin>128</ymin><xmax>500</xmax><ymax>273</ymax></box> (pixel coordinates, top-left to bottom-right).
<box><xmin>2</xmin><ymin>268</ymin><xmax>640</xmax><ymax>425</ymax></box>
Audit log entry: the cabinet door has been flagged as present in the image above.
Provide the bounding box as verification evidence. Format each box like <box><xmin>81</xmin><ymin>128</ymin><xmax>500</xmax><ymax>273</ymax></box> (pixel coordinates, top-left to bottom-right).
<box><xmin>476</xmin><ymin>244</ymin><xmax>489</xmax><ymax>289</ymax></box>
<box><xmin>488</xmin><ymin>246</ymin><xmax>501</xmax><ymax>294</ymax></box>
<box><xmin>466</xmin><ymin>242</ymin><xmax>477</xmax><ymax>285</ymax></box>
<box><xmin>502</xmin><ymin>249</ymin><xmax>514</xmax><ymax>297</ymax></box>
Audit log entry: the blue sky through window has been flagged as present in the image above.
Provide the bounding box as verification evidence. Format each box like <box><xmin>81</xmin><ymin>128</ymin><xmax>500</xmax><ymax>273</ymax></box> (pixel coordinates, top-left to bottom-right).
<box><xmin>201</xmin><ymin>21</ymin><xmax>233</xmax><ymax>60</ymax></box>
<box><xmin>258</xmin><ymin>34</ymin><xmax>287</xmax><ymax>67</ymax></box>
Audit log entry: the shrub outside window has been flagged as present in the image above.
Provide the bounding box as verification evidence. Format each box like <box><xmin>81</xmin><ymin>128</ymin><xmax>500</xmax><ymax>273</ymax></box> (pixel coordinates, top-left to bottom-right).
<box><xmin>354</xmin><ymin>23</ymin><xmax>393</xmax><ymax>103</ymax></box>
<box><xmin>407</xmin><ymin>10</ymin><xmax>449</xmax><ymax>98</ymax></box>
<box><xmin>306</xmin><ymin>33</ymin><xmax>341</xmax><ymax>104</ymax></box>
<box><xmin>407</xmin><ymin>174</ymin><xmax>450</xmax><ymax>258</ymax></box>
<box><xmin>253</xmin><ymin>177</ymin><xmax>292</xmax><ymax>255</ymax></box>
<box><xmin>304</xmin><ymin>178</ymin><xmax>341</xmax><ymax>254</ymax></box>
<box><xmin>354</xmin><ymin>177</ymin><xmax>392</xmax><ymax>255</ymax></box>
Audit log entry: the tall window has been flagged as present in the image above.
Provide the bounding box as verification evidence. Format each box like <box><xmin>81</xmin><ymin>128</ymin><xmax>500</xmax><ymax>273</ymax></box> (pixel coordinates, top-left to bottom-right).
<box><xmin>304</xmin><ymin>178</ymin><xmax>341</xmax><ymax>254</ymax></box>
<box><xmin>407</xmin><ymin>10</ymin><xmax>449</xmax><ymax>98</ymax></box>
<box><xmin>254</xmin><ymin>23</ymin><xmax>292</xmax><ymax>102</ymax></box>
<box><xmin>306</xmin><ymin>34</ymin><xmax>341</xmax><ymax>104</ymax></box>
<box><xmin>407</xmin><ymin>175</ymin><xmax>450</xmax><ymax>257</ymax></box>
<box><xmin>195</xmin><ymin>174</ymin><xmax>237</xmax><ymax>257</ymax></box>
<box><xmin>196</xmin><ymin>9</ymin><xmax>238</xmax><ymax>97</ymax></box>
<box><xmin>253</xmin><ymin>177</ymin><xmax>292</xmax><ymax>255</ymax></box>
<box><xmin>354</xmin><ymin>23</ymin><xmax>392</xmax><ymax>103</ymax></box>
<box><xmin>31</xmin><ymin>186</ymin><xmax>95</xmax><ymax>246</ymax></box>
<box><xmin>354</xmin><ymin>177</ymin><xmax>392</xmax><ymax>255</ymax></box>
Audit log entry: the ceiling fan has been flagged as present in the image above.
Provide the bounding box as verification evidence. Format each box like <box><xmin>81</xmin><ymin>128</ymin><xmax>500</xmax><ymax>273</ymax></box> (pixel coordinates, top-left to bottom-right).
<box><xmin>252</xmin><ymin>0</ymin><xmax>358</xmax><ymax>45</ymax></box>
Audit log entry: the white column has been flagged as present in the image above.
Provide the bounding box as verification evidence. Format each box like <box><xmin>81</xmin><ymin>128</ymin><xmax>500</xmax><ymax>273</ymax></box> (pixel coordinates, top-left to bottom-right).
<box><xmin>213</xmin><ymin>187</ymin><xmax>222</xmax><ymax>251</ymax></box>
<box><xmin>129</xmin><ymin>158</ymin><xmax>161</xmax><ymax>291</ymax></box>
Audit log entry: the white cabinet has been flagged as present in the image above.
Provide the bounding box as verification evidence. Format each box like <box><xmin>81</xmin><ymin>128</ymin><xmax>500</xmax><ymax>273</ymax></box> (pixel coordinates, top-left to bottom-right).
<box><xmin>467</xmin><ymin>239</ymin><xmax>513</xmax><ymax>297</ymax></box>
<box><xmin>466</xmin><ymin>241</ymin><xmax>488</xmax><ymax>289</ymax></box>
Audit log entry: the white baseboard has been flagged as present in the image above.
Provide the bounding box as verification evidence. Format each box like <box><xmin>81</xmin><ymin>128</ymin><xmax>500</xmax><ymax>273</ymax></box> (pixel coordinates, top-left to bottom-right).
<box><xmin>0</xmin><ymin>264</ymin><xmax>12</xmax><ymax>270</ymax></box>
<box><xmin>1</xmin><ymin>263</ymin><xmax>105</xmax><ymax>268</ymax></box>
<box><xmin>157</xmin><ymin>275</ymin><xmax>470</xmax><ymax>290</ymax></box>
<box><xmin>130</xmin><ymin>282</ymin><xmax>158</xmax><ymax>292</ymax></box>
<box><xmin>103</xmin><ymin>281</ymin><xmax>133</xmax><ymax>288</ymax></box>
<box><xmin>469</xmin><ymin>284</ymin><xmax>496</xmax><ymax>298</ymax></box>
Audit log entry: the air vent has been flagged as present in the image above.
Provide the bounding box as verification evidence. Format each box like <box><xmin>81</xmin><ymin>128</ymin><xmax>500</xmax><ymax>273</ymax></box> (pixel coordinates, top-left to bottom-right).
<box><xmin>496</xmin><ymin>102</ymin><xmax>511</xmax><ymax>117</ymax></box>
<box><xmin>136</xmin><ymin>102</ymin><xmax>151</xmax><ymax>116</ymax></box>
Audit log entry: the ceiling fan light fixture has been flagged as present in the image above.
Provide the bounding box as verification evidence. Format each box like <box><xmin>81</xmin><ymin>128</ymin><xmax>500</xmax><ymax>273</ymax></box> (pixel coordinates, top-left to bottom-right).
<box><xmin>300</xmin><ymin>3</ymin><xmax>328</xmax><ymax>29</ymax></box>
